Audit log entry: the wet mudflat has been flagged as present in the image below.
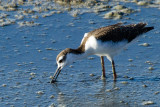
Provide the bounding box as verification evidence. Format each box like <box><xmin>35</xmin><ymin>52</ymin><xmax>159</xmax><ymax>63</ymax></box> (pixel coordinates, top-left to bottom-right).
<box><xmin>0</xmin><ymin>0</ymin><xmax>160</xmax><ymax>107</ymax></box>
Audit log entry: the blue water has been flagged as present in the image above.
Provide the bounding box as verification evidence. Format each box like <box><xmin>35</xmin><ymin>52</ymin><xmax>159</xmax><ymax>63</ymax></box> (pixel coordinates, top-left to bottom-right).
<box><xmin>0</xmin><ymin>1</ymin><xmax>160</xmax><ymax>107</ymax></box>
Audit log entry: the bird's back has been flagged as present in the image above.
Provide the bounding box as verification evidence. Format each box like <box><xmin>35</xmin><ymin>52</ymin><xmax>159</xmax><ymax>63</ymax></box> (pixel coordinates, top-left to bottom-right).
<box><xmin>77</xmin><ymin>23</ymin><xmax>154</xmax><ymax>53</ymax></box>
<box><xmin>89</xmin><ymin>23</ymin><xmax>154</xmax><ymax>42</ymax></box>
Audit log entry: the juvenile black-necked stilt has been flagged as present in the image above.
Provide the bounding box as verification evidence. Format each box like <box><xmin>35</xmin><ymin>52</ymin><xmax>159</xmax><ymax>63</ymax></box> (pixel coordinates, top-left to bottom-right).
<box><xmin>51</xmin><ymin>23</ymin><xmax>154</xmax><ymax>83</ymax></box>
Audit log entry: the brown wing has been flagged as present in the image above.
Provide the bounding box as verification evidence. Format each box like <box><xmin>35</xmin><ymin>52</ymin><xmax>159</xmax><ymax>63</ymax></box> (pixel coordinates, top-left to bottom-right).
<box><xmin>88</xmin><ymin>22</ymin><xmax>123</xmax><ymax>36</ymax></box>
<box><xmin>89</xmin><ymin>23</ymin><xmax>154</xmax><ymax>42</ymax></box>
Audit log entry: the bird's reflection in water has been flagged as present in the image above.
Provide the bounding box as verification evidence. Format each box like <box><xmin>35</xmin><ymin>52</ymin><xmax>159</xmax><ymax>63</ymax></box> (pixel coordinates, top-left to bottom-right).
<box><xmin>51</xmin><ymin>78</ymin><xmax>130</xmax><ymax>107</ymax></box>
<box><xmin>93</xmin><ymin>80</ymin><xmax>130</xmax><ymax>107</ymax></box>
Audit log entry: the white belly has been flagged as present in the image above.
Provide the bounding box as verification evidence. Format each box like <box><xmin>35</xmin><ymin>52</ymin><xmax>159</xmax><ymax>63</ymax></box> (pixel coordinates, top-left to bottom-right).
<box><xmin>85</xmin><ymin>36</ymin><xmax>128</xmax><ymax>61</ymax></box>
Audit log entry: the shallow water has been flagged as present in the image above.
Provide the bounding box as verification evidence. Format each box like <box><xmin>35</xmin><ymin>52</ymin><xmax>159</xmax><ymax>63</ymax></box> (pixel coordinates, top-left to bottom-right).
<box><xmin>0</xmin><ymin>0</ymin><xmax>160</xmax><ymax>107</ymax></box>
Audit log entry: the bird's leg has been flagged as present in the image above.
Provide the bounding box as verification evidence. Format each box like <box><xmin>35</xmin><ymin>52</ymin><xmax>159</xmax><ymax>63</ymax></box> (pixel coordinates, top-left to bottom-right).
<box><xmin>100</xmin><ymin>56</ymin><xmax>106</xmax><ymax>78</ymax></box>
<box><xmin>111</xmin><ymin>60</ymin><xmax>117</xmax><ymax>80</ymax></box>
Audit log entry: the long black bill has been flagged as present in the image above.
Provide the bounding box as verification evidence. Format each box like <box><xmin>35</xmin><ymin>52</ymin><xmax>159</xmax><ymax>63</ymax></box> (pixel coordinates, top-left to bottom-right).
<box><xmin>50</xmin><ymin>67</ymin><xmax>61</xmax><ymax>83</ymax></box>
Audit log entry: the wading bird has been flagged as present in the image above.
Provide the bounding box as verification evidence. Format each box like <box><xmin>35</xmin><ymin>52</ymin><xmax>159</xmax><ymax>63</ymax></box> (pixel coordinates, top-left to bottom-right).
<box><xmin>51</xmin><ymin>23</ymin><xmax>154</xmax><ymax>83</ymax></box>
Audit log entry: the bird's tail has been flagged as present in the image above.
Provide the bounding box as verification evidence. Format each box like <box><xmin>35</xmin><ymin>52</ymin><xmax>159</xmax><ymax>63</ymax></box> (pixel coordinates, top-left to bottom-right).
<box><xmin>143</xmin><ymin>26</ymin><xmax>154</xmax><ymax>33</ymax></box>
<box><xmin>136</xmin><ymin>23</ymin><xmax>154</xmax><ymax>33</ymax></box>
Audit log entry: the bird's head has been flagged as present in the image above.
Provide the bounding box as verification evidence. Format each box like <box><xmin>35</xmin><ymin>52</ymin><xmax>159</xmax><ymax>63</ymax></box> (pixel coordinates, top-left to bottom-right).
<box><xmin>51</xmin><ymin>48</ymin><xmax>75</xmax><ymax>82</ymax></box>
<box><xmin>56</xmin><ymin>48</ymin><xmax>75</xmax><ymax>69</ymax></box>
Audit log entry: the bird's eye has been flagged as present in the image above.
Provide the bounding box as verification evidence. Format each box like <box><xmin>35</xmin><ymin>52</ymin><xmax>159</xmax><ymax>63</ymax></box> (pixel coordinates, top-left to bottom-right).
<box><xmin>59</xmin><ymin>59</ymin><xmax>63</xmax><ymax>63</ymax></box>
